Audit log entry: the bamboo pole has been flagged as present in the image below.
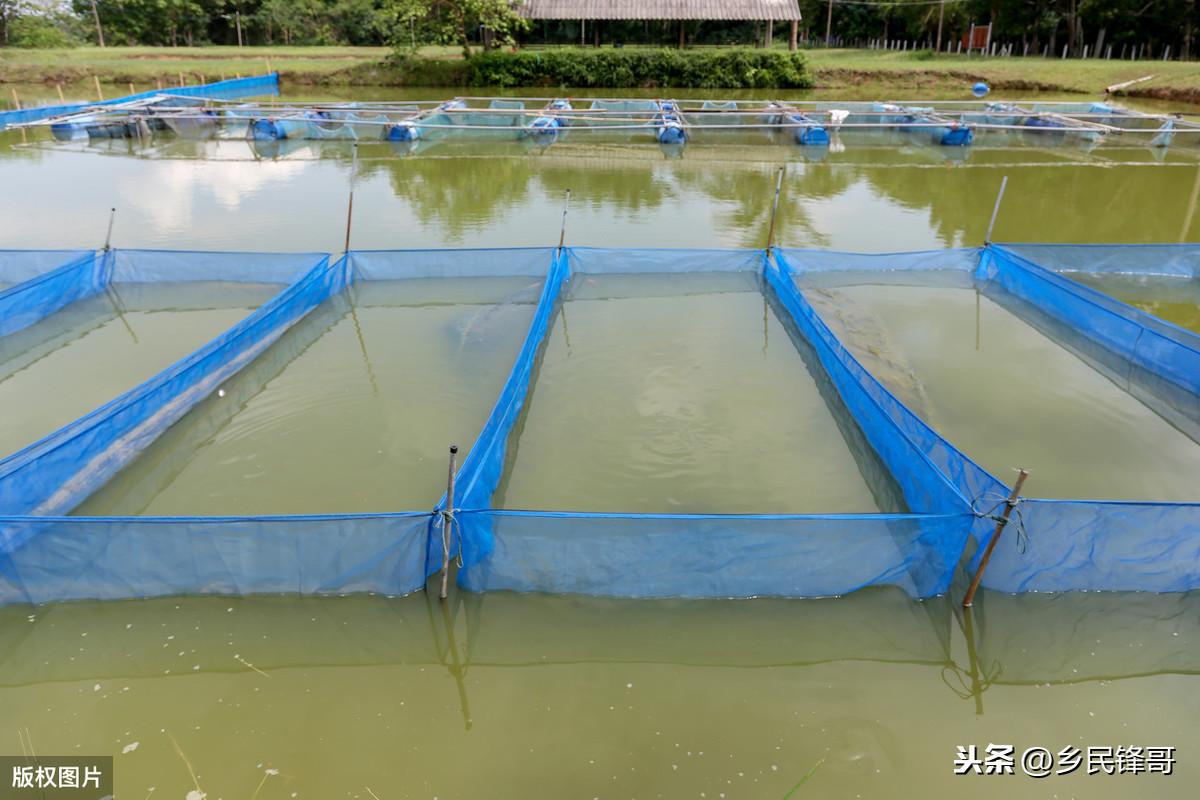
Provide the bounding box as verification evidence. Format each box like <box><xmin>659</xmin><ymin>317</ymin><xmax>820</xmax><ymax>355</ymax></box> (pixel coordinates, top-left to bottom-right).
<box><xmin>765</xmin><ymin>165</ymin><xmax>785</xmax><ymax>250</ymax></box>
<box><xmin>94</xmin><ymin>76</ymin><xmax>104</xmax><ymax>101</ymax></box>
<box><xmin>56</xmin><ymin>84</ymin><xmax>66</xmax><ymax>103</ymax></box>
<box><xmin>985</xmin><ymin>175</ymin><xmax>1008</xmax><ymax>244</ymax></box>
<box><xmin>962</xmin><ymin>469</ymin><xmax>1029</xmax><ymax>608</ymax></box>
<box><xmin>440</xmin><ymin>445</ymin><xmax>459</xmax><ymax>600</ymax></box>
<box><xmin>10</xmin><ymin>88</ymin><xmax>20</xmax><ymax>110</ymax></box>
<box><xmin>557</xmin><ymin>189</ymin><xmax>571</xmax><ymax>255</ymax></box>
<box><xmin>343</xmin><ymin>144</ymin><xmax>358</xmax><ymax>253</ymax></box>
<box><xmin>103</xmin><ymin>208</ymin><xmax>116</xmax><ymax>251</ymax></box>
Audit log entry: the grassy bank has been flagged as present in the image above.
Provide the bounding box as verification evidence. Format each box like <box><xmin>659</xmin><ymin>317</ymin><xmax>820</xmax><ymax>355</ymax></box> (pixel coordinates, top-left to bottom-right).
<box><xmin>2</xmin><ymin>45</ymin><xmax>1199</xmax><ymax>101</ymax></box>
<box><xmin>803</xmin><ymin>49</ymin><xmax>1200</xmax><ymax>101</ymax></box>
<box><xmin>0</xmin><ymin>45</ymin><xmax>390</xmax><ymax>89</ymax></box>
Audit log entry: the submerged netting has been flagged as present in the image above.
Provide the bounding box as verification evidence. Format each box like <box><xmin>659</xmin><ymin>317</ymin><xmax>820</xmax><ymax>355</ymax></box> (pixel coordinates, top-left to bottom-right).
<box><xmin>0</xmin><ymin>243</ymin><xmax>1199</xmax><ymax>604</ymax></box>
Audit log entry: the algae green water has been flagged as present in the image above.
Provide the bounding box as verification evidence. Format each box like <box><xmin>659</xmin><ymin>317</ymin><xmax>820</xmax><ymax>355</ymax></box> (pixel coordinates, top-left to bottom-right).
<box><xmin>1</xmin><ymin>588</ymin><xmax>1198</xmax><ymax>799</ymax></box>
<box><xmin>499</xmin><ymin>272</ymin><xmax>897</xmax><ymax>513</ymax></box>
<box><xmin>76</xmin><ymin>278</ymin><xmax>539</xmax><ymax>515</ymax></box>
<box><xmin>1070</xmin><ymin>272</ymin><xmax>1200</xmax><ymax>334</ymax></box>
<box><xmin>3</xmin><ymin>90</ymin><xmax>1200</xmax><ymax>799</ymax></box>
<box><xmin>806</xmin><ymin>277</ymin><xmax>1200</xmax><ymax>501</ymax></box>
<box><xmin>0</xmin><ymin>282</ymin><xmax>273</xmax><ymax>458</ymax></box>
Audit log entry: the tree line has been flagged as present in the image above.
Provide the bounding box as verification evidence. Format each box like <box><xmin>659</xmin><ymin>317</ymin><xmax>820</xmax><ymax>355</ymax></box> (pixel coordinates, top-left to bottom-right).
<box><xmin>1</xmin><ymin>0</ymin><xmax>1197</xmax><ymax>61</ymax></box>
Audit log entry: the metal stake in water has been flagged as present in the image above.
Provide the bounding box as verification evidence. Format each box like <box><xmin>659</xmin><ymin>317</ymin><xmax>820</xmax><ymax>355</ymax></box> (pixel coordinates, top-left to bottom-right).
<box><xmin>103</xmin><ymin>208</ymin><xmax>116</xmax><ymax>252</ymax></box>
<box><xmin>440</xmin><ymin>444</ymin><xmax>458</xmax><ymax>601</ymax></box>
<box><xmin>343</xmin><ymin>143</ymin><xmax>358</xmax><ymax>254</ymax></box>
<box><xmin>985</xmin><ymin>175</ymin><xmax>1008</xmax><ymax>244</ymax></box>
<box><xmin>557</xmin><ymin>189</ymin><xmax>571</xmax><ymax>256</ymax></box>
<box><xmin>765</xmin><ymin>165</ymin><xmax>786</xmax><ymax>251</ymax></box>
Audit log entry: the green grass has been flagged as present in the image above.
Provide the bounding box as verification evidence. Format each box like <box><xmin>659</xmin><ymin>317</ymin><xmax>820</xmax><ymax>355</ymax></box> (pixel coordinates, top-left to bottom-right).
<box><xmin>2</xmin><ymin>45</ymin><xmax>1198</xmax><ymax>99</ymax></box>
<box><xmin>0</xmin><ymin>45</ymin><xmax>392</xmax><ymax>87</ymax></box>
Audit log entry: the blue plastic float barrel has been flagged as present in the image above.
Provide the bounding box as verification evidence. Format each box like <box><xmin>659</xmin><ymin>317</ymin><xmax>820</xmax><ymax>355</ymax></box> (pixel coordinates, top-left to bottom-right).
<box><xmin>657</xmin><ymin>122</ymin><xmax>686</xmax><ymax>144</ymax></box>
<box><xmin>251</xmin><ymin>118</ymin><xmax>283</xmax><ymax>140</ymax></box>
<box><xmin>386</xmin><ymin>122</ymin><xmax>420</xmax><ymax>141</ymax></box>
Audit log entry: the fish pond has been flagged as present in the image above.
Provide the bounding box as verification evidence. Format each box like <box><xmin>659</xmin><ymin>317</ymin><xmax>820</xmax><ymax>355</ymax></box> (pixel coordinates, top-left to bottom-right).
<box><xmin>1</xmin><ymin>86</ymin><xmax>1199</xmax><ymax>799</ymax></box>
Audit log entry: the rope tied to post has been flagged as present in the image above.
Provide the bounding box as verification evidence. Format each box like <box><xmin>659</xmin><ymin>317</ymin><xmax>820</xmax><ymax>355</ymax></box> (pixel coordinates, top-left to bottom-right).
<box><xmin>970</xmin><ymin>489</ymin><xmax>1030</xmax><ymax>555</ymax></box>
<box><xmin>962</xmin><ymin>468</ymin><xmax>1030</xmax><ymax>608</ymax></box>
<box><xmin>438</xmin><ymin>509</ymin><xmax>464</xmax><ymax>570</ymax></box>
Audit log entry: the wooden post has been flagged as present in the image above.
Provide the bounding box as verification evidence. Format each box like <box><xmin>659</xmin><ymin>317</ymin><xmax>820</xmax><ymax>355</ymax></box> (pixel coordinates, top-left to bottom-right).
<box><xmin>766</xmin><ymin>166</ymin><xmax>785</xmax><ymax>250</ymax></box>
<box><xmin>128</xmin><ymin>83</ymin><xmax>135</xmax><ymax>96</ymax></box>
<box><xmin>962</xmin><ymin>469</ymin><xmax>1029</xmax><ymax>608</ymax></box>
<box><xmin>440</xmin><ymin>444</ymin><xmax>459</xmax><ymax>600</ymax></box>
<box><xmin>56</xmin><ymin>83</ymin><xmax>66</xmax><ymax>103</ymax></box>
<box><xmin>985</xmin><ymin>175</ymin><xmax>1008</xmax><ymax>244</ymax></box>
<box><xmin>94</xmin><ymin>76</ymin><xmax>104</xmax><ymax>101</ymax></box>
<box><xmin>10</xmin><ymin>88</ymin><xmax>20</xmax><ymax>111</ymax></box>
<box><xmin>179</xmin><ymin>72</ymin><xmax>186</xmax><ymax>87</ymax></box>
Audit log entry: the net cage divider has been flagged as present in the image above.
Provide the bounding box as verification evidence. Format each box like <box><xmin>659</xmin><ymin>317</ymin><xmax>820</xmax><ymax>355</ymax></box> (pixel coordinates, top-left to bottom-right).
<box><xmin>768</xmin><ymin>247</ymin><xmax>1008</xmax><ymax>563</ymax></box>
<box><xmin>0</xmin><ymin>250</ymin><xmax>106</xmax><ymax>339</ymax></box>
<box><xmin>980</xmin><ymin>243</ymin><xmax>1200</xmax><ymax>439</ymax></box>
<box><xmin>4</xmin><ymin>245</ymin><xmax>1200</xmax><ymax>603</ymax></box>
<box><xmin>441</xmin><ymin>247</ymin><xmax>571</xmax><ymax>579</ymax></box>
<box><xmin>0</xmin><ymin>250</ymin><xmax>344</xmax><ymax>521</ymax></box>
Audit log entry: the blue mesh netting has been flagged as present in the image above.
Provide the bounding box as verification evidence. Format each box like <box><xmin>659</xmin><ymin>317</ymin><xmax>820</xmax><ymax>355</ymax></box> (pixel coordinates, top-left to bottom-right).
<box><xmin>0</xmin><ymin>251</ymin><xmax>337</xmax><ymax>520</ymax></box>
<box><xmin>450</xmin><ymin>247</ymin><xmax>974</xmax><ymax>598</ymax></box>
<box><xmin>1</xmin><ymin>244</ymin><xmax>1199</xmax><ymax>604</ymax></box>
<box><xmin>772</xmin><ymin>248</ymin><xmax>1005</xmax><ymax>525</ymax></box>
<box><xmin>972</xmin><ymin>498</ymin><xmax>1200</xmax><ymax>594</ymax></box>
<box><xmin>0</xmin><ymin>513</ymin><xmax>429</xmax><ymax>604</ymax></box>
<box><xmin>779</xmin><ymin>244</ymin><xmax>1200</xmax><ymax>592</ymax></box>
<box><xmin>983</xmin><ymin>245</ymin><xmax>1200</xmax><ymax>442</ymax></box>
<box><xmin>456</xmin><ymin>510</ymin><xmax>971</xmax><ymax>599</ymax></box>
<box><xmin>0</xmin><ymin>250</ymin><xmax>103</xmax><ymax>338</ymax></box>
<box><xmin>0</xmin><ymin>249</ymin><xmax>95</xmax><ymax>283</ymax></box>
<box><xmin>0</xmin><ymin>74</ymin><xmax>279</xmax><ymax>130</ymax></box>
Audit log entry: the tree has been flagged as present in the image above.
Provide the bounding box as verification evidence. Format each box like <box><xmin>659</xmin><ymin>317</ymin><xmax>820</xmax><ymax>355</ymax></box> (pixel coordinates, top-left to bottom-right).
<box><xmin>386</xmin><ymin>0</ymin><xmax>527</xmax><ymax>57</ymax></box>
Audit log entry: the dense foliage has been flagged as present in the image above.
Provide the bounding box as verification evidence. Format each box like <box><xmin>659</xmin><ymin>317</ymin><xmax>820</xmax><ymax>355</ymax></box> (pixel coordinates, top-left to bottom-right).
<box><xmin>465</xmin><ymin>48</ymin><xmax>812</xmax><ymax>89</ymax></box>
<box><xmin>1</xmin><ymin>0</ymin><xmax>1197</xmax><ymax>62</ymax></box>
<box><xmin>796</xmin><ymin>0</ymin><xmax>1200</xmax><ymax>59</ymax></box>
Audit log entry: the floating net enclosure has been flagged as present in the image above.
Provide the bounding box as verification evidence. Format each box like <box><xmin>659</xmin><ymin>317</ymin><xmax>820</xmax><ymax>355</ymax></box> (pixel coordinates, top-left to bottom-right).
<box><xmin>0</xmin><ymin>243</ymin><xmax>1198</xmax><ymax>605</ymax></box>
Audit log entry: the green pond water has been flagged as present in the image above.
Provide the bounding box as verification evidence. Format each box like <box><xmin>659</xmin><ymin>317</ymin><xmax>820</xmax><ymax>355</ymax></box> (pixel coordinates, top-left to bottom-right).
<box><xmin>76</xmin><ymin>278</ymin><xmax>539</xmax><ymax>515</ymax></box>
<box><xmin>804</xmin><ymin>276</ymin><xmax>1200</xmax><ymax>501</ymax></box>
<box><xmin>1070</xmin><ymin>272</ymin><xmax>1200</xmax><ymax>334</ymax></box>
<box><xmin>0</xmin><ymin>282</ymin><xmax>273</xmax><ymax>458</ymax></box>
<box><xmin>2</xmin><ymin>88</ymin><xmax>1200</xmax><ymax>799</ymax></box>
<box><xmin>499</xmin><ymin>272</ymin><xmax>898</xmax><ymax>513</ymax></box>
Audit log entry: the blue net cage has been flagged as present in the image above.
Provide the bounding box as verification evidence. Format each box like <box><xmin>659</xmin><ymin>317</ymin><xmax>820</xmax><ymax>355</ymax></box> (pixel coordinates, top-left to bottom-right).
<box><xmin>0</xmin><ymin>242</ymin><xmax>1198</xmax><ymax>605</ymax></box>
